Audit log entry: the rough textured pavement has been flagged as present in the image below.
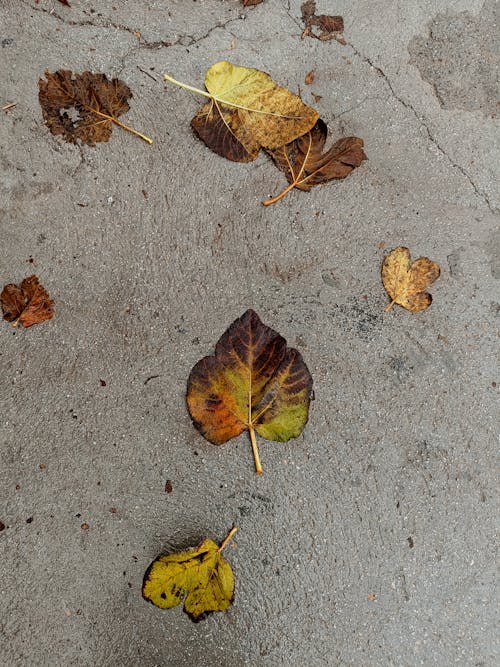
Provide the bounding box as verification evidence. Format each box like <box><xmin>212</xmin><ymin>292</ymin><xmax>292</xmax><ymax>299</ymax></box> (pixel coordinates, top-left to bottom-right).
<box><xmin>1</xmin><ymin>1</ymin><xmax>499</xmax><ymax>665</ymax></box>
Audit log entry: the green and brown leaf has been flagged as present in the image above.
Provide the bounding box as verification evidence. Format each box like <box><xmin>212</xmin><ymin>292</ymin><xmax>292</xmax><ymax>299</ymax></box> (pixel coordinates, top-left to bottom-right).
<box><xmin>186</xmin><ymin>309</ymin><xmax>313</xmax><ymax>474</ymax></box>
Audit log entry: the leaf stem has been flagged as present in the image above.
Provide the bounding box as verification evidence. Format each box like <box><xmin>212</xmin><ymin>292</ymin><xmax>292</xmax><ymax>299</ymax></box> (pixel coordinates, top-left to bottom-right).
<box><xmin>249</xmin><ymin>424</ymin><xmax>263</xmax><ymax>475</ymax></box>
<box><xmin>164</xmin><ymin>73</ymin><xmax>213</xmax><ymax>100</ymax></box>
<box><xmin>218</xmin><ymin>526</ymin><xmax>238</xmax><ymax>552</ymax></box>
<box><xmin>262</xmin><ymin>181</ymin><xmax>297</xmax><ymax>206</ymax></box>
<box><xmin>85</xmin><ymin>106</ymin><xmax>153</xmax><ymax>144</ymax></box>
<box><xmin>263</xmin><ymin>132</ymin><xmax>312</xmax><ymax>206</ymax></box>
<box><xmin>384</xmin><ymin>299</ymin><xmax>396</xmax><ymax>312</ymax></box>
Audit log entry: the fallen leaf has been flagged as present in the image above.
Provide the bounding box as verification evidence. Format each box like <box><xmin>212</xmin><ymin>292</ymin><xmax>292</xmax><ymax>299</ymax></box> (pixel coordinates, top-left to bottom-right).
<box><xmin>304</xmin><ymin>70</ymin><xmax>315</xmax><ymax>85</ymax></box>
<box><xmin>165</xmin><ymin>480</ymin><xmax>173</xmax><ymax>493</ymax></box>
<box><xmin>382</xmin><ymin>247</ymin><xmax>440</xmax><ymax>312</ymax></box>
<box><xmin>38</xmin><ymin>70</ymin><xmax>152</xmax><ymax>145</ymax></box>
<box><xmin>186</xmin><ymin>309</ymin><xmax>313</xmax><ymax>474</ymax></box>
<box><xmin>57</xmin><ymin>0</ymin><xmax>71</xmax><ymax>6</ymax></box>
<box><xmin>301</xmin><ymin>1</ymin><xmax>344</xmax><ymax>41</ymax></box>
<box><xmin>242</xmin><ymin>0</ymin><xmax>263</xmax><ymax>5</ymax></box>
<box><xmin>264</xmin><ymin>119</ymin><xmax>366</xmax><ymax>205</ymax></box>
<box><xmin>165</xmin><ymin>61</ymin><xmax>318</xmax><ymax>162</ymax></box>
<box><xmin>1</xmin><ymin>275</ymin><xmax>54</xmax><ymax>328</ymax></box>
<box><xmin>142</xmin><ymin>526</ymin><xmax>237</xmax><ymax>622</ymax></box>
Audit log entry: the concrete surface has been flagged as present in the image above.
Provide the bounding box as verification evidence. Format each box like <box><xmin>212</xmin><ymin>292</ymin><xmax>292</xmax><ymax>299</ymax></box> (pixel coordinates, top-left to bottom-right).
<box><xmin>1</xmin><ymin>1</ymin><xmax>499</xmax><ymax>665</ymax></box>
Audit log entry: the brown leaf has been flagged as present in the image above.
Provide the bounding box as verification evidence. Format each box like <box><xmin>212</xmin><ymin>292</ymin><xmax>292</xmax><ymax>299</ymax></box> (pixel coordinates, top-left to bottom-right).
<box><xmin>382</xmin><ymin>247</ymin><xmax>440</xmax><ymax>312</ymax></box>
<box><xmin>304</xmin><ymin>70</ymin><xmax>315</xmax><ymax>85</ymax></box>
<box><xmin>301</xmin><ymin>1</ymin><xmax>344</xmax><ymax>41</ymax></box>
<box><xmin>38</xmin><ymin>70</ymin><xmax>152</xmax><ymax>146</ymax></box>
<box><xmin>1</xmin><ymin>275</ymin><xmax>54</xmax><ymax>328</ymax></box>
<box><xmin>264</xmin><ymin>119</ymin><xmax>366</xmax><ymax>204</ymax></box>
<box><xmin>242</xmin><ymin>0</ymin><xmax>263</xmax><ymax>5</ymax></box>
<box><xmin>57</xmin><ymin>0</ymin><xmax>71</xmax><ymax>6</ymax></box>
<box><xmin>191</xmin><ymin>101</ymin><xmax>257</xmax><ymax>162</ymax></box>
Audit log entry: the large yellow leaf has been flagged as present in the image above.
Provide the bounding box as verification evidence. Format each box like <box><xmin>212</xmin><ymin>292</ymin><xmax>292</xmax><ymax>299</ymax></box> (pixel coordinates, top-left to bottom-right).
<box><xmin>165</xmin><ymin>61</ymin><xmax>319</xmax><ymax>162</ymax></box>
<box><xmin>142</xmin><ymin>527</ymin><xmax>237</xmax><ymax>622</ymax></box>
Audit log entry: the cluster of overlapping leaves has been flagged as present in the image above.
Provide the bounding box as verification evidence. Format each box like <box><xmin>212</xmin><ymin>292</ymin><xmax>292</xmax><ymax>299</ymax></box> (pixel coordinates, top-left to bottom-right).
<box><xmin>166</xmin><ymin>61</ymin><xmax>367</xmax><ymax>204</ymax></box>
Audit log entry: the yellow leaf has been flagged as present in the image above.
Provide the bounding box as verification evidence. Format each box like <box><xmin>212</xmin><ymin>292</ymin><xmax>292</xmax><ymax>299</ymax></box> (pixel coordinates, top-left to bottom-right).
<box><xmin>382</xmin><ymin>247</ymin><xmax>440</xmax><ymax>312</ymax></box>
<box><xmin>142</xmin><ymin>527</ymin><xmax>237</xmax><ymax>622</ymax></box>
<box><xmin>165</xmin><ymin>61</ymin><xmax>319</xmax><ymax>162</ymax></box>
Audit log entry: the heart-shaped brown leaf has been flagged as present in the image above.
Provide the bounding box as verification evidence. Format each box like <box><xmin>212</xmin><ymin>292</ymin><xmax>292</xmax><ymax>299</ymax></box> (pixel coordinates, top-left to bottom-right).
<box><xmin>264</xmin><ymin>119</ymin><xmax>366</xmax><ymax>204</ymax></box>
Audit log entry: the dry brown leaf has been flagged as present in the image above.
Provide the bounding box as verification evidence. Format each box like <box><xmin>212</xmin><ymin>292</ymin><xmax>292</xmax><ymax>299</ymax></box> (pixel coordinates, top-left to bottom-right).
<box><xmin>38</xmin><ymin>70</ymin><xmax>152</xmax><ymax>145</ymax></box>
<box><xmin>301</xmin><ymin>0</ymin><xmax>344</xmax><ymax>41</ymax></box>
<box><xmin>1</xmin><ymin>275</ymin><xmax>54</xmax><ymax>328</ymax></box>
<box><xmin>264</xmin><ymin>119</ymin><xmax>366</xmax><ymax>205</ymax></box>
<box><xmin>242</xmin><ymin>0</ymin><xmax>263</xmax><ymax>5</ymax></box>
<box><xmin>381</xmin><ymin>247</ymin><xmax>440</xmax><ymax>312</ymax></box>
<box><xmin>304</xmin><ymin>70</ymin><xmax>315</xmax><ymax>85</ymax></box>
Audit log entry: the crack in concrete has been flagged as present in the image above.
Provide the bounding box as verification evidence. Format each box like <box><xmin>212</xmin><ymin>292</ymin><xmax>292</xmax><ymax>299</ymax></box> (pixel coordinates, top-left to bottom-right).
<box><xmin>23</xmin><ymin>0</ymin><xmax>242</xmax><ymax>50</ymax></box>
<box><xmin>346</xmin><ymin>43</ymin><xmax>496</xmax><ymax>212</ymax></box>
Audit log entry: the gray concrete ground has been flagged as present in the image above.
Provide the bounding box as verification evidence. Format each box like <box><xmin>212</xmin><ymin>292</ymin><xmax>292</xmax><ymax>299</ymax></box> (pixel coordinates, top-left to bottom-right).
<box><xmin>1</xmin><ymin>0</ymin><xmax>499</xmax><ymax>665</ymax></box>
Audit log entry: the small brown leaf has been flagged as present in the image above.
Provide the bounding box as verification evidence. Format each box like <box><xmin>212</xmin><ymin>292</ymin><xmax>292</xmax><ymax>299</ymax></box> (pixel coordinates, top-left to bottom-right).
<box><xmin>242</xmin><ymin>0</ymin><xmax>263</xmax><ymax>5</ymax></box>
<box><xmin>301</xmin><ymin>1</ymin><xmax>344</xmax><ymax>41</ymax></box>
<box><xmin>382</xmin><ymin>247</ymin><xmax>440</xmax><ymax>312</ymax></box>
<box><xmin>165</xmin><ymin>480</ymin><xmax>173</xmax><ymax>494</ymax></box>
<box><xmin>304</xmin><ymin>70</ymin><xmax>315</xmax><ymax>85</ymax></box>
<box><xmin>38</xmin><ymin>70</ymin><xmax>152</xmax><ymax>145</ymax></box>
<box><xmin>264</xmin><ymin>119</ymin><xmax>366</xmax><ymax>205</ymax></box>
<box><xmin>1</xmin><ymin>275</ymin><xmax>54</xmax><ymax>328</ymax></box>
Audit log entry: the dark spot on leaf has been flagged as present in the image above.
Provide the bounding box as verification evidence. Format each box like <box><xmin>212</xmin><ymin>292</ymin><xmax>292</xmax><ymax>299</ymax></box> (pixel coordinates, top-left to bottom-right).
<box><xmin>160</xmin><ymin>592</ymin><xmax>166</xmax><ymax>599</ymax></box>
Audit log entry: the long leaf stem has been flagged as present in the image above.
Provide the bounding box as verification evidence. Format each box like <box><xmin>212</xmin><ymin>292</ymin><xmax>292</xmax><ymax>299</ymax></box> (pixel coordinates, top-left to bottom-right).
<box><xmin>249</xmin><ymin>425</ymin><xmax>263</xmax><ymax>475</ymax></box>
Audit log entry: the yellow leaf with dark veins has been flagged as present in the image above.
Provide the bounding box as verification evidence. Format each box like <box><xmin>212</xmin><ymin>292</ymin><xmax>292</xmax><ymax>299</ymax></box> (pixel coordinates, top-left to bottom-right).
<box><xmin>142</xmin><ymin>527</ymin><xmax>237</xmax><ymax>622</ymax></box>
